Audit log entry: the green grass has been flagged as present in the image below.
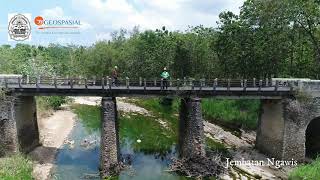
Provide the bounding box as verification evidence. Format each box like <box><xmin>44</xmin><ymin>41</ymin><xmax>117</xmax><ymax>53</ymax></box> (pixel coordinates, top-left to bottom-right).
<box><xmin>71</xmin><ymin>104</ymin><xmax>101</xmax><ymax>133</ymax></box>
<box><xmin>130</xmin><ymin>98</ymin><xmax>260</xmax><ymax>130</ymax></box>
<box><xmin>0</xmin><ymin>154</ymin><xmax>33</xmax><ymax>180</ymax></box>
<box><xmin>71</xmin><ymin>103</ymin><xmax>176</xmax><ymax>154</ymax></box>
<box><xmin>205</xmin><ymin>137</ymin><xmax>228</xmax><ymax>155</ymax></box>
<box><xmin>120</xmin><ymin>114</ymin><xmax>176</xmax><ymax>154</ymax></box>
<box><xmin>289</xmin><ymin>158</ymin><xmax>320</xmax><ymax>180</ymax></box>
<box><xmin>127</xmin><ymin>98</ymin><xmax>180</xmax><ymax>128</ymax></box>
<box><xmin>202</xmin><ymin>99</ymin><xmax>260</xmax><ymax>130</ymax></box>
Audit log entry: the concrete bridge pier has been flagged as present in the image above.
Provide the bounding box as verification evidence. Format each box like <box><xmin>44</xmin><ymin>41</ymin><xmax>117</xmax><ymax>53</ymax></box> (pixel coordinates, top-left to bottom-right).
<box><xmin>256</xmin><ymin>98</ymin><xmax>312</xmax><ymax>162</ymax></box>
<box><xmin>0</xmin><ymin>96</ymin><xmax>39</xmax><ymax>156</ymax></box>
<box><xmin>178</xmin><ymin>97</ymin><xmax>205</xmax><ymax>159</ymax></box>
<box><xmin>100</xmin><ymin>97</ymin><xmax>120</xmax><ymax>177</ymax></box>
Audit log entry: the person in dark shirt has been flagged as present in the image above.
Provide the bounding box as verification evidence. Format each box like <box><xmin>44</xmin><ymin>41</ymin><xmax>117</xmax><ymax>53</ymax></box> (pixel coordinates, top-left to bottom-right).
<box><xmin>112</xmin><ymin>66</ymin><xmax>119</xmax><ymax>86</ymax></box>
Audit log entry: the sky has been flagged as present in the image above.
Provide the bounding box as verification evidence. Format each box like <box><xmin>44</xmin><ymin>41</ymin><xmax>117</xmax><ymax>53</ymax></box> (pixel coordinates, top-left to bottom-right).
<box><xmin>0</xmin><ymin>0</ymin><xmax>244</xmax><ymax>46</ymax></box>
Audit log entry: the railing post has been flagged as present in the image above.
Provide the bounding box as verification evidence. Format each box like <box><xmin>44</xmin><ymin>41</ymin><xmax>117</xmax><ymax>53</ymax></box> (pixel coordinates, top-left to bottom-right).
<box><xmin>51</xmin><ymin>77</ymin><xmax>55</xmax><ymax>85</ymax></box>
<box><xmin>191</xmin><ymin>79</ymin><xmax>194</xmax><ymax>90</ymax></box>
<box><xmin>4</xmin><ymin>77</ymin><xmax>8</xmax><ymax>88</ymax></box>
<box><xmin>126</xmin><ymin>77</ymin><xmax>129</xmax><ymax>89</ymax></box>
<box><xmin>275</xmin><ymin>80</ymin><xmax>279</xmax><ymax>91</ymax></box>
<box><xmin>200</xmin><ymin>79</ymin><xmax>203</xmax><ymax>91</ymax></box>
<box><xmin>177</xmin><ymin>79</ymin><xmax>180</xmax><ymax>90</ymax></box>
<box><xmin>139</xmin><ymin>77</ymin><xmax>142</xmax><ymax>86</ymax></box>
<box><xmin>227</xmin><ymin>79</ymin><xmax>231</xmax><ymax>91</ymax></box>
<box><xmin>244</xmin><ymin>79</ymin><xmax>247</xmax><ymax>91</ymax></box>
<box><xmin>154</xmin><ymin>78</ymin><xmax>157</xmax><ymax>87</ymax></box>
<box><xmin>213</xmin><ymin>78</ymin><xmax>217</xmax><ymax>91</ymax></box>
<box><xmin>108</xmin><ymin>77</ymin><xmax>112</xmax><ymax>89</ymax></box>
<box><xmin>26</xmin><ymin>75</ymin><xmax>30</xmax><ymax>84</ymax></box>
<box><xmin>183</xmin><ymin>77</ymin><xmax>186</xmax><ymax>86</ymax></box>
<box><xmin>70</xmin><ymin>78</ymin><xmax>73</xmax><ymax>89</ymax></box>
<box><xmin>253</xmin><ymin>78</ymin><xmax>256</xmax><ymax>87</ymax></box>
<box><xmin>169</xmin><ymin>79</ymin><xmax>172</xmax><ymax>87</ymax></box>
<box><xmin>259</xmin><ymin>80</ymin><xmax>262</xmax><ymax>91</ymax></box>
<box><xmin>36</xmin><ymin>77</ymin><xmax>39</xmax><ymax>89</ymax></box>
<box><xmin>18</xmin><ymin>77</ymin><xmax>22</xmax><ymax>88</ymax></box>
<box><xmin>289</xmin><ymin>81</ymin><xmax>294</xmax><ymax>92</ymax></box>
<box><xmin>144</xmin><ymin>78</ymin><xmax>146</xmax><ymax>91</ymax></box>
<box><xmin>102</xmin><ymin>77</ymin><xmax>105</xmax><ymax>89</ymax></box>
<box><xmin>106</xmin><ymin>76</ymin><xmax>109</xmax><ymax>88</ymax></box>
<box><xmin>54</xmin><ymin>77</ymin><xmax>57</xmax><ymax>89</ymax></box>
<box><xmin>93</xmin><ymin>76</ymin><xmax>96</xmax><ymax>86</ymax></box>
<box><xmin>84</xmin><ymin>78</ymin><xmax>88</xmax><ymax>89</ymax></box>
<box><xmin>265</xmin><ymin>78</ymin><xmax>269</xmax><ymax>87</ymax></box>
<box><xmin>160</xmin><ymin>79</ymin><xmax>163</xmax><ymax>90</ymax></box>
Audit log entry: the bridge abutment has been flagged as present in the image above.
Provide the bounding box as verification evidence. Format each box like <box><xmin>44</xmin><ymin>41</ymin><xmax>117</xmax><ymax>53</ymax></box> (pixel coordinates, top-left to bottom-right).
<box><xmin>0</xmin><ymin>96</ymin><xmax>39</xmax><ymax>156</ymax></box>
<box><xmin>100</xmin><ymin>97</ymin><xmax>120</xmax><ymax>177</ymax></box>
<box><xmin>256</xmin><ymin>98</ymin><xmax>314</xmax><ymax>162</ymax></box>
<box><xmin>178</xmin><ymin>97</ymin><xmax>205</xmax><ymax>158</ymax></box>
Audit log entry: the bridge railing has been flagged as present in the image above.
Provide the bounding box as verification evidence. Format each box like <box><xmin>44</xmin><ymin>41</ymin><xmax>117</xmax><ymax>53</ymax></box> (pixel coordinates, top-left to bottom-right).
<box><xmin>0</xmin><ymin>76</ymin><xmax>293</xmax><ymax>91</ymax></box>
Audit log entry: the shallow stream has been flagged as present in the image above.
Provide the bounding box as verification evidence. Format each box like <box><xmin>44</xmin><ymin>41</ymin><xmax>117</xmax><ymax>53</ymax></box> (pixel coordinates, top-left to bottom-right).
<box><xmin>51</xmin><ymin>119</ymin><xmax>185</xmax><ymax>180</ymax></box>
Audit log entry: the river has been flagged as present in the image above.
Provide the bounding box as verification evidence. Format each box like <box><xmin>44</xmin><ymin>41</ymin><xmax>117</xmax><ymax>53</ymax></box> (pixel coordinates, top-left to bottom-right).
<box><xmin>50</xmin><ymin>97</ymin><xmax>186</xmax><ymax>180</ymax></box>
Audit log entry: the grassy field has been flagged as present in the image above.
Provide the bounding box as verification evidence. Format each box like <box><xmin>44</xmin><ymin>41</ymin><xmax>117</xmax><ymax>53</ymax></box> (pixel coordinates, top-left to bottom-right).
<box><xmin>0</xmin><ymin>154</ymin><xmax>33</xmax><ymax>180</ymax></box>
<box><xmin>202</xmin><ymin>99</ymin><xmax>260</xmax><ymax>130</ymax></box>
<box><xmin>289</xmin><ymin>158</ymin><xmax>320</xmax><ymax>180</ymax></box>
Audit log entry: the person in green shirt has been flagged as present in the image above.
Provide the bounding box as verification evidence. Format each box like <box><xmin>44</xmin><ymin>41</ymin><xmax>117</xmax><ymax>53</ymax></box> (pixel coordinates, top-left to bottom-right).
<box><xmin>161</xmin><ymin>67</ymin><xmax>170</xmax><ymax>90</ymax></box>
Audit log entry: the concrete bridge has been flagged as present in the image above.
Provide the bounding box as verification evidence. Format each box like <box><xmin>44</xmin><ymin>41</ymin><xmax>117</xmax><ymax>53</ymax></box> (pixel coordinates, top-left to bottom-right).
<box><xmin>1</xmin><ymin>76</ymin><xmax>320</xmax><ymax>177</ymax></box>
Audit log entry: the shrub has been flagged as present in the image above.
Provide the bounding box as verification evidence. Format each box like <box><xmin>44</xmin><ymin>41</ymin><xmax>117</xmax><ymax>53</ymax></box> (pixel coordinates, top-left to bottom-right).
<box><xmin>0</xmin><ymin>154</ymin><xmax>33</xmax><ymax>179</ymax></box>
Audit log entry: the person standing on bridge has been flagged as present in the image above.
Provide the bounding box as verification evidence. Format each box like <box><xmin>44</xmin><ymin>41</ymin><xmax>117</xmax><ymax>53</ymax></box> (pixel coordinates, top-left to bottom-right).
<box><xmin>112</xmin><ymin>66</ymin><xmax>119</xmax><ymax>86</ymax></box>
<box><xmin>161</xmin><ymin>67</ymin><xmax>170</xmax><ymax>90</ymax></box>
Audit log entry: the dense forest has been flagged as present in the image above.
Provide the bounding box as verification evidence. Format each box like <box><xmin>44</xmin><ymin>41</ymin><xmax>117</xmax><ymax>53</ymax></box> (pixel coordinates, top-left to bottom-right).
<box><xmin>1</xmin><ymin>0</ymin><xmax>320</xmax><ymax>79</ymax></box>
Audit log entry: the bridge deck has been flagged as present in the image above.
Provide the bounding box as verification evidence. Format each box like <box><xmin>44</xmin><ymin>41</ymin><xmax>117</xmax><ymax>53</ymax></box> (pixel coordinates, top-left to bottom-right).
<box><xmin>0</xmin><ymin>77</ymin><xmax>294</xmax><ymax>98</ymax></box>
<box><xmin>3</xmin><ymin>84</ymin><xmax>292</xmax><ymax>98</ymax></box>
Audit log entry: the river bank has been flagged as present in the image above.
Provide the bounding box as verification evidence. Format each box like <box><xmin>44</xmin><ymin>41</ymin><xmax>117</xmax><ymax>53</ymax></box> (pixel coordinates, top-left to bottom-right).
<box><xmin>30</xmin><ymin>107</ymin><xmax>76</xmax><ymax>180</ymax></box>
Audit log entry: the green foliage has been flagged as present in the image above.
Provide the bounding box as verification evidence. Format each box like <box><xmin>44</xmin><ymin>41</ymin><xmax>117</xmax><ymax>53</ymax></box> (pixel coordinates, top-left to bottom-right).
<box><xmin>120</xmin><ymin>114</ymin><xmax>176</xmax><ymax>154</ymax></box>
<box><xmin>71</xmin><ymin>104</ymin><xmax>101</xmax><ymax>133</ymax></box>
<box><xmin>0</xmin><ymin>154</ymin><xmax>33</xmax><ymax>180</ymax></box>
<box><xmin>289</xmin><ymin>157</ymin><xmax>320</xmax><ymax>180</ymax></box>
<box><xmin>71</xmin><ymin>103</ymin><xmax>176</xmax><ymax>154</ymax></box>
<box><xmin>126</xmin><ymin>98</ymin><xmax>180</xmax><ymax>131</ymax></box>
<box><xmin>205</xmin><ymin>137</ymin><xmax>228</xmax><ymax>154</ymax></box>
<box><xmin>202</xmin><ymin>99</ymin><xmax>260</xmax><ymax>130</ymax></box>
<box><xmin>37</xmin><ymin>96</ymin><xmax>68</xmax><ymax>110</ymax></box>
<box><xmin>46</xmin><ymin>96</ymin><xmax>67</xmax><ymax>110</ymax></box>
<box><xmin>0</xmin><ymin>1</ymin><xmax>320</xmax><ymax>80</ymax></box>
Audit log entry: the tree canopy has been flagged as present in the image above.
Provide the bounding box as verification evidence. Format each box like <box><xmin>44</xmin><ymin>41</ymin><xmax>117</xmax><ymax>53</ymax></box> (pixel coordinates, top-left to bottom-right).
<box><xmin>1</xmin><ymin>0</ymin><xmax>320</xmax><ymax>80</ymax></box>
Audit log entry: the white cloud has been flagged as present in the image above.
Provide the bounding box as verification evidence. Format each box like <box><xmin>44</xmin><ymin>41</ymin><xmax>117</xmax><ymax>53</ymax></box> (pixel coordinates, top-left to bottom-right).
<box><xmin>40</xmin><ymin>6</ymin><xmax>93</xmax><ymax>30</ymax></box>
<box><xmin>72</xmin><ymin>0</ymin><xmax>244</xmax><ymax>32</ymax></box>
<box><xmin>35</xmin><ymin>1</ymin><xmax>244</xmax><ymax>43</ymax></box>
<box><xmin>41</xmin><ymin>6</ymin><xmax>64</xmax><ymax>18</ymax></box>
